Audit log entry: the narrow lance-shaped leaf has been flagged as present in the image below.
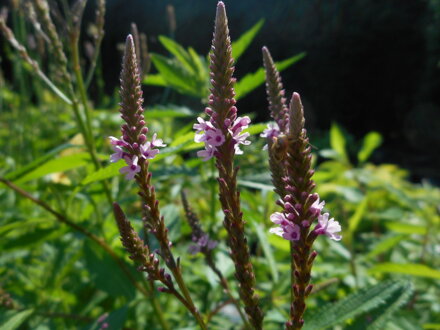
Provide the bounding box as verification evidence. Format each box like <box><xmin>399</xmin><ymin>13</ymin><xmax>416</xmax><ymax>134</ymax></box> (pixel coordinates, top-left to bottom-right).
<box><xmin>232</xmin><ymin>19</ymin><xmax>265</xmax><ymax>61</ymax></box>
<box><xmin>235</xmin><ymin>52</ymin><xmax>306</xmax><ymax>100</ymax></box>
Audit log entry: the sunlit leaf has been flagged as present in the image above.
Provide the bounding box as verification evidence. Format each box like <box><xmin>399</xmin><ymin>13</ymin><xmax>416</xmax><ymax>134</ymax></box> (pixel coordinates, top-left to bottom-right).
<box><xmin>369</xmin><ymin>263</ymin><xmax>440</xmax><ymax>279</ymax></box>
<box><xmin>158</xmin><ymin>36</ymin><xmax>196</xmax><ymax>74</ymax></box>
<box><xmin>358</xmin><ymin>131</ymin><xmax>383</xmax><ymax>164</ymax></box>
<box><xmin>347</xmin><ymin>196</ymin><xmax>368</xmax><ymax>239</ymax></box>
<box><xmin>235</xmin><ymin>52</ymin><xmax>306</xmax><ymax>100</ymax></box>
<box><xmin>149</xmin><ymin>53</ymin><xmax>201</xmax><ymax>98</ymax></box>
<box><xmin>15</xmin><ymin>152</ymin><xmax>91</xmax><ymax>184</ymax></box>
<box><xmin>143</xmin><ymin>73</ymin><xmax>167</xmax><ymax>86</ymax></box>
<box><xmin>385</xmin><ymin>222</ymin><xmax>426</xmax><ymax>235</ymax></box>
<box><xmin>330</xmin><ymin>122</ymin><xmax>349</xmax><ymax>163</ymax></box>
<box><xmin>4</xmin><ymin>144</ymin><xmax>74</xmax><ymax>181</ymax></box>
<box><xmin>0</xmin><ymin>309</ymin><xmax>34</xmax><ymax>330</ymax></box>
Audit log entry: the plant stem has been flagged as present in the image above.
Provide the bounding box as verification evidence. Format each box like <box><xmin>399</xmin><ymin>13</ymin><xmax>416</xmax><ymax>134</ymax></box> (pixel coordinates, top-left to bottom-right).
<box><xmin>147</xmin><ymin>281</ymin><xmax>171</xmax><ymax>330</ymax></box>
<box><xmin>170</xmin><ymin>265</ymin><xmax>208</xmax><ymax>329</ymax></box>
<box><xmin>69</xmin><ymin>31</ymin><xmax>113</xmax><ymax>206</ymax></box>
<box><xmin>205</xmin><ymin>253</ymin><xmax>251</xmax><ymax>329</ymax></box>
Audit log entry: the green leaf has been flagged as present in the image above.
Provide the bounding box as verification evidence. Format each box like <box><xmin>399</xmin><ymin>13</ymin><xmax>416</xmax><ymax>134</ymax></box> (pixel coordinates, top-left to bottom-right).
<box><xmin>238</xmin><ymin>180</ymin><xmax>273</xmax><ymax>191</ymax></box>
<box><xmin>347</xmin><ymin>196</ymin><xmax>368</xmax><ymax>241</ymax></box>
<box><xmin>385</xmin><ymin>221</ymin><xmax>426</xmax><ymax>235</ymax></box>
<box><xmin>365</xmin><ymin>234</ymin><xmax>406</xmax><ymax>260</ymax></box>
<box><xmin>253</xmin><ymin>223</ymin><xmax>278</xmax><ymax>282</ymax></box>
<box><xmin>369</xmin><ymin>263</ymin><xmax>440</xmax><ymax>279</ymax></box>
<box><xmin>158</xmin><ymin>36</ymin><xmax>195</xmax><ymax>74</ymax></box>
<box><xmin>330</xmin><ymin>122</ymin><xmax>349</xmax><ymax>163</ymax></box>
<box><xmin>235</xmin><ymin>52</ymin><xmax>306</xmax><ymax>100</ymax></box>
<box><xmin>84</xmin><ymin>241</ymin><xmax>136</xmax><ymax>299</ymax></box>
<box><xmin>81</xmin><ymin>161</ymin><xmax>122</xmax><ymax>185</ymax></box>
<box><xmin>303</xmin><ymin>280</ymin><xmax>410</xmax><ymax>330</ymax></box>
<box><xmin>267</xmin><ymin>234</ymin><xmax>290</xmax><ymax>253</ymax></box>
<box><xmin>188</xmin><ymin>47</ymin><xmax>208</xmax><ymax>82</ymax></box>
<box><xmin>106</xmin><ymin>306</ymin><xmax>129</xmax><ymax>329</ymax></box>
<box><xmin>1</xmin><ymin>228</ymin><xmax>62</xmax><ymax>251</ymax></box>
<box><xmin>0</xmin><ymin>309</ymin><xmax>34</xmax><ymax>330</ymax></box>
<box><xmin>365</xmin><ymin>281</ymin><xmax>413</xmax><ymax>330</ymax></box>
<box><xmin>146</xmin><ymin>105</ymin><xmax>194</xmax><ymax>119</ymax></box>
<box><xmin>358</xmin><ymin>131</ymin><xmax>383</xmax><ymax>164</ymax></box>
<box><xmin>15</xmin><ymin>152</ymin><xmax>91</xmax><ymax>184</ymax></box>
<box><xmin>4</xmin><ymin>144</ymin><xmax>73</xmax><ymax>181</ymax></box>
<box><xmin>149</xmin><ymin>53</ymin><xmax>201</xmax><ymax>98</ymax></box>
<box><xmin>231</xmin><ymin>19</ymin><xmax>264</xmax><ymax>61</ymax></box>
<box><xmin>143</xmin><ymin>74</ymin><xmax>167</xmax><ymax>86</ymax></box>
<box><xmin>244</xmin><ymin>123</ymin><xmax>267</xmax><ymax>136</ymax></box>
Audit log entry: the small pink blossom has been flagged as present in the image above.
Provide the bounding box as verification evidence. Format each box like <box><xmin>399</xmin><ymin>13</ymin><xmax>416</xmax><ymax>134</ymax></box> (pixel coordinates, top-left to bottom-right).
<box><xmin>270</xmin><ymin>212</ymin><xmax>290</xmax><ymax>226</ymax></box>
<box><xmin>309</xmin><ymin>195</ymin><xmax>325</xmax><ymax>217</ymax></box>
<box><xmin>109</xmin><ymin>136</ymin><xmax>128</xmax><ymax>147</ymax></box>
<box><xmin>260</xmin><ymin>122</ymin><xmax>280</xmax><ymax>139</ymax></box>
<box><xmin>230</xmin><ymin>116</ymin><xmax>251</xmax><ymax>135</ymax></box>
<box><xmin>193</xmin><ymin>117</ymin><xmax>213</xmax><ymax>133</ymax></box>
<box><xmin>120</xmin><ymin>155</ymin><xmax>141</xmax><ymax>180</ymax></box>
<box><xmin>110</xmin><ymin>146</ymin><xmax>125</xmax><ymax>163</ymax></box>
<box><xmin>151</xmin><ymin>133</ymin><xmax>166</xmax><ymax>147</ymax></box>
<box><xmin>314</xmin><ymin>213</ymin><xmax>342</xmax><ymax>241</ymax></box>
<box><xmin>197</xmin><ymin>144</ymin><xmax>216</xmax><ymax>161</ymax></box>
<box><xmin>269</xmin><ymin>221</ymin><xmax>300</xmax><ymax>241</ymax></box>
<box><xmin>140</xmin><ymin>142</ymin><xmax>160</xmax><ymax>160</ymax></box>
<box><xmin>204</xmin><ymin>128</ymin><xmax>225</xmax><ymax>147</ymax></box>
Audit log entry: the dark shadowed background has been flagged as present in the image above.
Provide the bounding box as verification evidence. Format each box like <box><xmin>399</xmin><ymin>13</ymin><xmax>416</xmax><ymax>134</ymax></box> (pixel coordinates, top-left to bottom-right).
<box><xmin>3</xmin><ymin>0</ymin><xmax>440</xmax><ymax>181</ymax></box>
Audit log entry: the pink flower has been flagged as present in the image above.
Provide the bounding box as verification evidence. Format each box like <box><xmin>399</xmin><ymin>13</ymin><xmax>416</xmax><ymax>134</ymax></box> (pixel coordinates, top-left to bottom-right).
<box><xmin>109</xmin><ymin>136</ymin><xmax>128</xmax><ymax>147</ymax></box>
<box><xmin>310</xmin><ymin>195</ymin><xmax>325</xmax><ymax>217</ymax></box>
<box><xmin>230</xmin><ymin>116</ymin><xmax>251</xmax><ymax>135</ymax></box>
<box><xmin>110</xmin><ymin>146</ymin><xmax>125</xmax><ymax>163</ymax></box>
<box><xmin>229</xmin><ymin>116</ymin><xmax>251</xmax><ymax>154</ymax></box>
<box><xmin>197</xmin><ymin>144</ymin><xmax>217</xmax><ymax>161</ymax></box>
<box><xmin>193</xmin><ymin>117</ymin><xmax>213</xmax><ymax>133</ymax></box>
<box><xmin>260</xmin><ymin>122</ymin><xmax>280</xmax><ymax>139</ymax></box>
<box><xmin>204</xmin><ymin>128</ymin><xmax>225</xmax><ymax>147</ymax></box>
<box><xmin>314</xmin><ymin>213</ymin><xmax>342</xmax><ymax>241</ymax></box>
<box><xmin>151</xmin><ymin>133</ymin><xmax>166</xmax><ymax>148</ymax></box>
<box><xmin>269</xmin><ymin>221</ymin><xmax>300</xmax><ymax>241</ymax></box>
<box><xmin>269</xmin><ymin>212</ymin><xmax>301</xmax><ymax>241</ymax></box>
<box><xmin>270</xmin><ymin>212</ymin><xmax>290</xmax><ymax>226</ymax></box>
<box><xmin>120</xmin><ymin>155</ymin><xmax>141</xmax><ymax>180</ymax></box>
<box><xmin>140</xmin><ymin>142</ymin><xmax>160</xmax><ymax>160</ymax></box>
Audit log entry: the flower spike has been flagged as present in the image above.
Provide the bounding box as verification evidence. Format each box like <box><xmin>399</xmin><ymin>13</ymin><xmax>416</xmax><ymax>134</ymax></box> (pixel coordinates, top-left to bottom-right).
<box><xmin>192</xmin><ymin>2</ymin><xmax>263</xmax><ymax>328</ymax></box>
<box><xmin>263</xmin><ymin>48</ymin><xmax>342</xmax><ymax>329</ymax></box>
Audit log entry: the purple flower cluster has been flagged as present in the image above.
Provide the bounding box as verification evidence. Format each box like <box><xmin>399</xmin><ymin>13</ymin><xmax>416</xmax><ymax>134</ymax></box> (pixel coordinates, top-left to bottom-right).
<box><xmin>269</xmin><ymin>194</ymin><xmax>341</xmax><ymax>241</ymax></box>
<box><xmin>260</xmin><ymin>122</ymin><xmax>281</xmax><ymax>150</ymax></box>
<box><xmin>193</xmin><ymin>115</ymin><xmax>251</xmax><ymax>161</ymax></box>
<box><xmin>188</xmin><ymin>234</ymin><xmax>218</xmax><ymax>255</ymax></box>
<box><xmin>109</xmin><ymin>133</ymin><xmax>166</xmax><ymax>180</ymax></box>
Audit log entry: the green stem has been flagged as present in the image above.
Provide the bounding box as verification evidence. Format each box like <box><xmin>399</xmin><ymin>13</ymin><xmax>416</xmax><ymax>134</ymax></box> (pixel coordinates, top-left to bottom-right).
<box><xmin>205</xmin><ymin>253</ymin><xmax>251</xmax><ymax>329</ymax></box>
<box><xmin>147</xmin><ymin>281</ymin><xmax>171</xmax><ymax>330</ymax></box>
<box><xmin>171</xmin><ymin>268</ymin><xmax>207</xmax><ymax>329</ymax></box>
<box><xmin>37</xmin><ymin>71</ymin><xmax>72</xmax><ymax>105</ymax></box>
<box><xmin>70</xmin><ymin>32</ymin><xmax>113</xmax><ymax>205</ymax></box>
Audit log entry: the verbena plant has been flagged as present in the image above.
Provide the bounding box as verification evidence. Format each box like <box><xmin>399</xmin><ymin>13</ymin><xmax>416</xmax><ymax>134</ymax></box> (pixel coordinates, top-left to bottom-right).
<box><xmin>1</xmin><ymin>1</ymin><xmax>439</xmax><ymax>329</ymax></box>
